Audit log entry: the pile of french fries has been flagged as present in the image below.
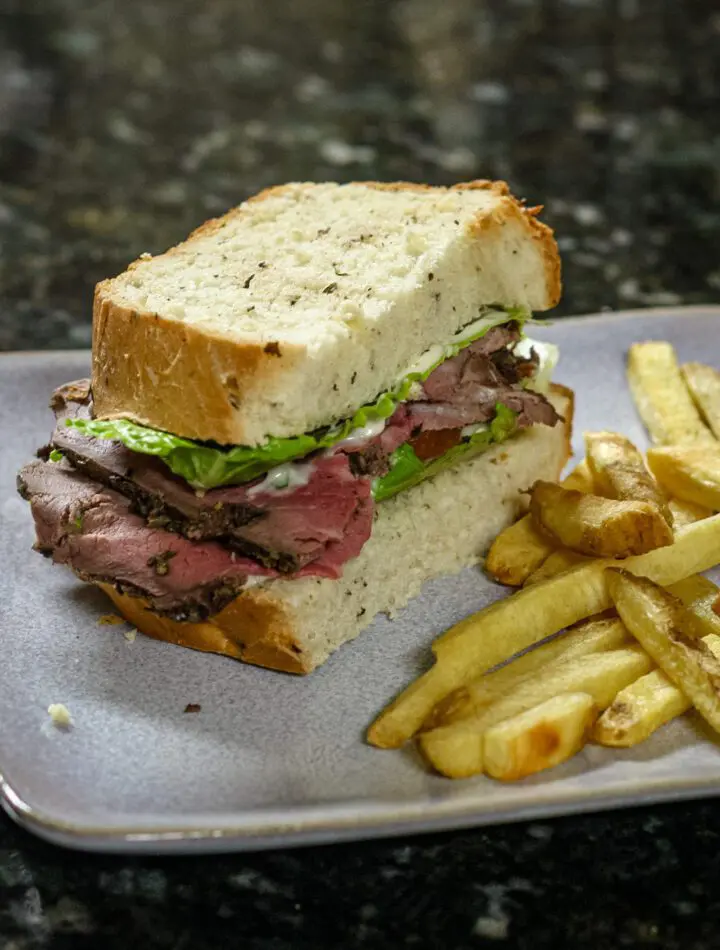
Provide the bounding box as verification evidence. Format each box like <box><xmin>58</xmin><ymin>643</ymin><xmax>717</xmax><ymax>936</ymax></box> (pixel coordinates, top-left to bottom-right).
<box><xmin>368</xmin><ymin>341</ymin><xmax>720</xmax><ymax>782</ymax></box>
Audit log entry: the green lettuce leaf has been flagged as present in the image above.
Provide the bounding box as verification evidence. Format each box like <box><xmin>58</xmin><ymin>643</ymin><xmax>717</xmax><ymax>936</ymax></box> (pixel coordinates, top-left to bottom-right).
<box><xmin>66</xmin><ymin>307</ymin><xmax>529</xmax><ymax>489</ymax></box>
<box><xmin>372</xmin><ymin>403</ymin><xmax>518</xmax><ymax>502</ymax></box>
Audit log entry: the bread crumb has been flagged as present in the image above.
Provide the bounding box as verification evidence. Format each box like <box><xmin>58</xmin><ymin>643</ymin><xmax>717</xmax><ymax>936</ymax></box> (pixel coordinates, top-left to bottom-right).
<box><xmin>48</xmin><ymin>704</ymin><xmax>73</xmax><ymax>728</ymax></box>
<box><xmin>123</xmin><ymin>628</ymin><xmax>137</xmax><ymax>643</ymax></box>
<box><xmin>98</xmin><ymin>614</ymin><xmax>125</xmax><ymax>625</ymax></box>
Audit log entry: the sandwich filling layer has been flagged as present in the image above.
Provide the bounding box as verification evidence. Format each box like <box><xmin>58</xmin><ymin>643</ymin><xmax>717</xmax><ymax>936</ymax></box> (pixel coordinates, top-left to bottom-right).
<box><xmin>19</xmin><ymin>316</ymin><xmax>560</xmax><ymax>621</ymax></box>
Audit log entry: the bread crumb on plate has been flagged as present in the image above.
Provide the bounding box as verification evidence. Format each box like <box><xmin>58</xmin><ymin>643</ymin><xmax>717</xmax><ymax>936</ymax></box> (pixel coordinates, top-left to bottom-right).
<box><xmin>47</xmin><ymin>704</ymin><xmax>72</xmax><ymax>728</ymax></box>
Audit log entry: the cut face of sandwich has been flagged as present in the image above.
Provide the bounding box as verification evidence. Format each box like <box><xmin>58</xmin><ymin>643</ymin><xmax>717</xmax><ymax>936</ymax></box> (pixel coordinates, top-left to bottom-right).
<box><xmin>18</xmin><ymin>180</ymin><xmax>568</xmax><ymax>671</ymax></box>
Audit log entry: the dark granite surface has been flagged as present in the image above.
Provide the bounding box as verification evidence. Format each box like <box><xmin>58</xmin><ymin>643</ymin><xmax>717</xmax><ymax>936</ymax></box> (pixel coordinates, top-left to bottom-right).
<box><xmin>2</xmin><ymin>0</ymin><xmax>720</xmax><ymax>946</ymax></box>
<box><xmin>3</xmin><ymin>803</ymin><xmax>720</xmax><ymax>950</ymax></box>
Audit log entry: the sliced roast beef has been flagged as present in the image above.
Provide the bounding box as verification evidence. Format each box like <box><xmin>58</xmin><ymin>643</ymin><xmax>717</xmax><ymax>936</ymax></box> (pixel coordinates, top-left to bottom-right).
<box><xmin>50</xmin><ymin>378</ymin><xmax>93</xmax><ymax>420</ymax></box>
<box><xmin>407</xmin><ymin>386</ymin><xmax>559</xmax><ymax>431</ymax></box>
<box><xmin>33</xmin><ymin>326</ymin><xmax>558</xmax><ymax>609</ymax></box>
<box><xmin>413</xmin><ymin>328</ymin><xmax>558</xmax><ymax>432</ymax></box>
<box><xmin>50</xmin><ymin>388</ymin><xmax>370</xmax><ymax>572</ymax></box>
<box><xmin>344</xmin><ymin>404</ymin><xmax>415</xmax><ymax>477</ymax></box>
<box><xmin>419</xmin><ymin>328</ymin><xmax>538</xmax><ymax>405</ymax></box>
<box><xmin>234</xmin><ymin>454</ymin><xmax>373</xmax><ymax>566</ymax></box>
<box><xmin>18</xmin><ymin>459</ymin><xmax>373</xmax><ymax>620</ymax></box>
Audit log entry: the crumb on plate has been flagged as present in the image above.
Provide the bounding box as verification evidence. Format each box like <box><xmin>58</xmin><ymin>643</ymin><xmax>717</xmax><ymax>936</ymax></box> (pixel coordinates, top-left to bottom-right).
<box><xmin>47</xmin><ymin>703</ymin><xmax>72</xmax><ymax>728</ymax></box>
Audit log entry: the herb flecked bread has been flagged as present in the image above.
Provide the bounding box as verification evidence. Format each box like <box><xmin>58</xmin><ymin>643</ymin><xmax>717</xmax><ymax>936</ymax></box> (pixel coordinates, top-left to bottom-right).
<box><xmin>92</xmin><ymin>180</ymin><xmax>561</xmax><ymax>446</ymax></box>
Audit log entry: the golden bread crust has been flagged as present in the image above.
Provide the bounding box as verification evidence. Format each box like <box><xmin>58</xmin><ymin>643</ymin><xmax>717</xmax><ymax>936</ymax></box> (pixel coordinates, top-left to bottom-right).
<box><xmin>91</xmin><ymin>288</ymin><xmax>301</xmax><ymax>444</ymax></box>
<box><xmin>99</xmin><ymin>583</ymin><xmax>311</xmax><ymax>675</ymax></box>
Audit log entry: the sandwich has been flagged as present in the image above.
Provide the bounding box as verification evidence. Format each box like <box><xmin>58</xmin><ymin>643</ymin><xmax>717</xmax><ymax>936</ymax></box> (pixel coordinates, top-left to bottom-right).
<box><xmin>17</xmin><ymin>180</ymin><xmax>572</xmax><ymax>673</ymax></box>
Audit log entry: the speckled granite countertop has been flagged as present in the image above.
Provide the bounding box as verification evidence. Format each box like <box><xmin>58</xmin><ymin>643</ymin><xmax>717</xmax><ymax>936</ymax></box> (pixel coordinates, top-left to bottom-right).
<box><xmin>2</xmin><ymin>0</ymin><xmax>720</xmax><ymax>946</ymax></box>
<box><xmin>4</xmin><ymin>805</ymin><xmax>720</xmax><ymax>949</ymax></box>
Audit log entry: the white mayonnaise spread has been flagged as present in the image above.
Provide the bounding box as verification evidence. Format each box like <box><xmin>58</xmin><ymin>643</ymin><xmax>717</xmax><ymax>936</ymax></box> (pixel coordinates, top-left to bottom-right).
<box><xmin>334</xmin><ymin>417</ymin><xmax>387</xmax><ymax>449</ymax></box>
<box><xmin>514</xmin><ymin>337</ymin><xmax>559</xmax><ymax>394</ymax></box>
<box><xmin>247</xmin><ymin>460</ymin><xmax>316</xmax><ymax>496</ymax></box>
<box><xmin>460</xmin><ymin>422</ymin><xmax>490</xmax><ymax>439</ymax></box>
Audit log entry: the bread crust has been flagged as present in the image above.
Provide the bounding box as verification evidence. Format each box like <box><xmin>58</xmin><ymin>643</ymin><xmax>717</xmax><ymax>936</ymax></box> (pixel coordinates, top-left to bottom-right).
<box><xmin>98</xmin><ymin>387</ymin><xmax>573</xmax><ymax>675</ymax></box>
<box><xmin>91</xmin><ymin>289</ymin><xmax>303</xmax><ymax>445</ymax></box>
<box><xmin>91</xmin><ymin>180</ymin><xmax>562</xmax><ymax>445</ymax></box>
<box><xmin>99</xmin><ymin>583</ymin><xmax>310</xmax><ymax>674</ymax></box>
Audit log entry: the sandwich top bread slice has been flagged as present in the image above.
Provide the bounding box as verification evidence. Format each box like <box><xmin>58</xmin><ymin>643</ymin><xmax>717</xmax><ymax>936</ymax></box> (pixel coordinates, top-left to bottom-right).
<box><xmin>92</xmin><ymin>180</ymin><xmax>560</xmax><ymax>445</ymax></box>
<box><xmin>18</xmin><ymin>179</ymin><xmax>571</xmax><ymax>673</ymax></box>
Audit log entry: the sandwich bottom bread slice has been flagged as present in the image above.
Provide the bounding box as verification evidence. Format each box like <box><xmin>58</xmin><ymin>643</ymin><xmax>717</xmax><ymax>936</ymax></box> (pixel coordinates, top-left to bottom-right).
<box><xmin>99</xmin><ymin>385</ymin><xmax>572</xmax><ymax>673</ymax></box>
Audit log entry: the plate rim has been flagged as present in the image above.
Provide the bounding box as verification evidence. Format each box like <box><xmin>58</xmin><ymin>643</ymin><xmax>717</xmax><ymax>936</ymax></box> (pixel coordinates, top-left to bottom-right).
<box><xmin>5</xmin><ymin>764</ymin><xmax>720</xmax><ymax>854</ymax></box>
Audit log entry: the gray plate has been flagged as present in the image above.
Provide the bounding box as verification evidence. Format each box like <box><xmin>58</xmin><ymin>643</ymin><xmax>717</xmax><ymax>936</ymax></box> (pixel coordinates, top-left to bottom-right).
<box><xmin>3</xmin><ymin>306</ymin><xmax>720</xmax><ymax>854</ymax></box>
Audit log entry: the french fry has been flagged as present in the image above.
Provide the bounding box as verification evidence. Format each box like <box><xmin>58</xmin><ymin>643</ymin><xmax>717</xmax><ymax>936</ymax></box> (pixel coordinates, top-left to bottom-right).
<box><xmin>647</xmin><ymin>445</ymin><xmax>720</xmax><ymax>512</ymax></box>
<box><xmin>627</xmin><ymin>341</ymin><xmax>714</xmax><ymax>445</ymax></box>
<box><xmin>483</xmin><ymin>515</ymin><xmax>557</xmax><ymax>588</ymax></box>
<box><xmin>523</xmin><ymin>549</ymin><xmax>590</xmax><ymax>586</ymax></box>
<box><xmin>529</xmin><ymin>481</ymin><xmax>673</xmax><ymax>558</ymax></box>
<box><xmin>668</xmin><ymin>575</ymin><xmax>720</xmax><ymax>637</ymax></box>
<box><xmin>594</xmin><ymin>670</ymin><xmax>691</xmax><ymax>748</ymax></box>
<box><xmin>484</xmin><ymin>461</ymin><xmax>594</xmax><ymax>586</ymax></box>
<box><xmin>425</xmin><ymin>616</ymin><xmax>627</xmax><ymax>730</ymax></box>
<box><xmin>606</xmin><ymin>570</ymin><xmax>720</xmax><ymax>736</ymax></box>
<box><xmin>594</xmin><ymin>576</ymin><xmax>720</xmax><ymax>747</ymax></box>
<box><xmin>669</xmin><ymin>497</ymin><xmax>713</xmax><ymax>531</ymax></box>
<box><xmin>418</xmin><ymin>648</ymin><xmax>653</xmax><ymax>778</ymax></box>
<box><xmin>483</xmin><ymin>693</ymin><xmax>597</xmax><ymax>781</ymax></box>
<box><xmin>585</xmin><ymin>430</ymin><xmax>672</xmax><ymax>525</ymax></box>
<box><xmin>681</xmin><ymin>362</ymin><xmax>720</xmax><ymax>440</ymax></box>
<box><xmin>368</xmin><ymin>515</ymin><xmax>720</xmax><ymax>749</ymax></box>
<box><xmin>593</xmin><ymin>635</ymin><xmax>720</xmax><ymax>748</ymax></box>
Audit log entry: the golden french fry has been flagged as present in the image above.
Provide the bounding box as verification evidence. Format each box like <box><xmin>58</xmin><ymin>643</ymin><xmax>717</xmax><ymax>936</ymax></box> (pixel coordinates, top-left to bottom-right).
<box><xmin>594</xmin><ymin>669</ymin><xmax>690</xmax><ymax>748</ymax></box>
<box><xmin>593</xmin><ymin>634</ymin><xmax>720</xmax><ymax>747</ymax></box>
<box><xmin>606</xmin><ymin>569</ymin><xmax>720</xmax><ymax>736</ymax></box>
<box><xmin>484</xmin><ymin>461</ymin><xmax>594</xmax><ymax>586</ymax></box>
<box><xmin>560</xmin><ymin>460</ymin><xmax>595</xmax><ymax>493</ymax></box>
<box><xmin>418</xmin><ymin>647</ymin><xmax>653</xmax><ymax>778</ymax></box>
<box><xmin>529</xmin><ymin>481</ymin><xmax>673</xmax><ymax>558</ymax></box>
<box><xmin>438</xmin><ymin>515</ymin><xmax>720</xmax><ymax>655</ymax></box>
<box><xmin>585</xmin><ymin>430</ymin><xmax>672</xmax><ymax>525</ymax></box>
<box><xmin>595</xmin><ymin>576</ymin><xmax>720</xmax><ymax>747</ymax></box>
<box><xmin>647</xmin><ymin>445</ymin><xmax>720</xmax><ymax>512</ymax></box>
<box><xmin>368</xmin><ymin>515</ymin><xmax>720</xmax><ymax>749</ymax></box>
<box><xmin>668</xmin><ymin>497</ymin><xmax>713</xmax><ymax>531</ymax></box>
<box><xmin>424</xmin><ymin>616</ymin><xmax>627</xmax><ymax>730</ymax></box>
<box><xmin>523</xmin><ymin>549</ymin><xmax>592</xmax><ymax>586</ymax></box>
<box><xmin>681</xmin><ymin>362</ymin><xmax>720</xmax><ymax>440</ymax></box>
<box><xmin>627</xmin><ymin>341</ymin><xmax>714</xmax><ymax>445</ymax></box>
<box><xmin>483</xmin><ymin>692</ymin><xmax>597</xmax><ymax>781</ymax></box>
<box><xmin>668</xmin><ymin>575</ymin><xmax>720</xmax><ymax>638</ymax></box>
<box><xmin>483</xmin><ymin>515</ymin><xmax>556</xmax><ymax>588</ymax></box>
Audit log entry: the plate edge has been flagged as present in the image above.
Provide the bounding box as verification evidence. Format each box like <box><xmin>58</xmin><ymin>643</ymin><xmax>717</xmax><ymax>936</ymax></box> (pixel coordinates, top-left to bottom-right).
<box><xmin>4</xmin><ymin>767</ymin><xmax>720</xmax><ymax>855</ymax></box>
